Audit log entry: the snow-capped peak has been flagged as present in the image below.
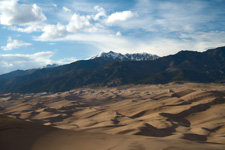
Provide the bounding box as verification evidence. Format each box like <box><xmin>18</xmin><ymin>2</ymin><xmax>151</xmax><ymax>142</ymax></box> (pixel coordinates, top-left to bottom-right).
<box><xmin>90</xmin><ymin>51</ymin><xmax>159</xmax><ymax>61</ymax></box>
<box><xmin>96</xmin><ymin>51</ymin><xmax>124</xmax><ymax>59</ymax></box>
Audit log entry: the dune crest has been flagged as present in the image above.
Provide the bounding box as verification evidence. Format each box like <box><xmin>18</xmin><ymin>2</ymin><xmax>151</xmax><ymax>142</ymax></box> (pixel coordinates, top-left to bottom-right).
<box><xmin>1</xmin><ymin>83</ymin><xmax>225</xmax><ymax>149</ymax></box>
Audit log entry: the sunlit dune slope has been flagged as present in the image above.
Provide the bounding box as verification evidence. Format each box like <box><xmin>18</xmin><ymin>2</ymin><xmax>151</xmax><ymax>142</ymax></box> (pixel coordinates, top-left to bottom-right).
<box><xmin>0</xmin><ymin>115</ymin><xmax>225</xmax><ymax>150</ymax></box>
<box><xmin>1</xmin><ymin>83</ymin><xmax>225</xmax><ymax>150</ymax></box>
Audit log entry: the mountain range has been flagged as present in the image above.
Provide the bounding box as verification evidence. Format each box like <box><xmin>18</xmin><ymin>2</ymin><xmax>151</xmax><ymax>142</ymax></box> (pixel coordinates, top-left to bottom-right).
<box><xmin>0</xmin><ymin>51</ymin><xmax>158</xmax><ymax>82</ymax></box>
<box><xmin>0</xmin><ymin>47</ymin><xmax>225</xmax><ymax>93</ymax></box>
<box><xmin>90</xmin><ymin>51</ymin><xmax>159</xmax><ymax>61</ymax></box>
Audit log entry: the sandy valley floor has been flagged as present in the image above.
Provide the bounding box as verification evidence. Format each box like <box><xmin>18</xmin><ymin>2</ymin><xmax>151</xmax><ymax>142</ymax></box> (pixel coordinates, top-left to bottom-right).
<box><xmin>1</xmin><ymin>82</ymin><xmax>225</xmax><ymax>150</ymax></box>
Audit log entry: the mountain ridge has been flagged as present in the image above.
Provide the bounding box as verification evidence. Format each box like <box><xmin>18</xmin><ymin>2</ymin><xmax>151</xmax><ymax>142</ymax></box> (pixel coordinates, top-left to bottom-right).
<box><xmin>1</xmin><ymin>47</ymin><xmax>225</xmax><ymax>93</ymax></box>
<box><xmin>90</xmin><ymin>51</ymin><xmax>159</xmax><ymax>61</ymax></box>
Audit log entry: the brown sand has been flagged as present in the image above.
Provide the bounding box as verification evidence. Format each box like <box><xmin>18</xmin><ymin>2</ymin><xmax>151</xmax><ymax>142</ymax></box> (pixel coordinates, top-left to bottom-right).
<box><xmin>1</xmin><ymin>82</ymin><xmax>225</xmax><ymax>149</ymax></box>
<box><xmin>1</xmin><ymin>115</ymin><xmax>224</xmax><ymax>150</ymax></box>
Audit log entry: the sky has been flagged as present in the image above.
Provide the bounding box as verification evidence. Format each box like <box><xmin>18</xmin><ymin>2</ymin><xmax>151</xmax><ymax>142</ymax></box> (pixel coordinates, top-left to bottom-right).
<box><xmin>0</xmin><ymin>0</ymin><xmax>225</xmax><ymax>74</ymax></box>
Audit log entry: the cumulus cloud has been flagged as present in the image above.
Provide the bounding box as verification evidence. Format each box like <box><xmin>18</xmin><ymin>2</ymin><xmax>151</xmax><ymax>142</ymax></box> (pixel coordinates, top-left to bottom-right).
<box><xmin>36</xmin><ymin>13</ymin><xmax>102</xmax><ymax>41</ymax></box>
<box><xmin>0</xmin><ymin>0</ymin><xmax>46</xmax><ymax>25</ymax></box>
<box><xmin>93</xmin><ymin>6</ymin><xmax>106</xmax><ymax>21</ymax></box>
<box><xmin>2</xmin><ymin>0</ymin><xmax>225</xmax><ymax>58</ymax></box>
<box><xmin>106</xmin><ymin>11</ymin><xmax>138</xmax><ymax>24</ymax></box>
<box><xmin>1</xmin><ymin>37</ymin><xmax>32</xmax><ymax>51</ymax></box>
<box><xmin>66</xmin><ymin>14</ymin><xmax>91</xmax><ymax>32</ymax></box>
<box><xmin>7</xmin><ymin>4</ymin><xmax>137</xmax><ymax>43</ymax></box>
<box><xmin>3</xmin><ymin>0</ymin><xmax>225</xmax><ymax>75</ymax></box>
<box><xmin>26</xmin><ymin>2</ymin><xmax>225</xmax><ymax>57</ymax></box>
<box><xmin>37</xmin><ymin>23</ymin><xmax>67</xmax><ymax>41</ymax></box>
<box><xmin>33</xmin><ymin>8</ymin><xmax>137</xmax><ymax>41</ymax></box>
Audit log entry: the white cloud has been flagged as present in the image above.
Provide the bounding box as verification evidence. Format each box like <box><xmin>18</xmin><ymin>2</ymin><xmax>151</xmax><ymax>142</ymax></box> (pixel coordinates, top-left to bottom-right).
<box><xmin>94</xmin><ymin>6</ymin><xmax>104</xmax><ymax>12</ymax></box>
<box><xmin>37</xmin><ymin>23</ymin><xmax>67</xmax><ymax>41</ymax></box>
<box><xmin>33</xmin><ymin>8</ymin><xmax>136</xmax><ymax>41</ymax></box>
<box><xmin>1</xmin><ymin>37</ymin><xmax>32</xmax><ymax>51</ymax></box>
<box><xmin>9</xmin><ymin>24</ymin><xmax>43</xmax><ymax>33</ymax></box>
<box><xmin>1</xmin><ymin>61</ymin><xmax>13</xmax><ymax>68</ymax></box>
<box><xmin>0</xmin><ymin>51</ymin><xmax>76</xmax><ymax>74</ymax></box>
<box><xmin>180</xmin><ymin>31</ymin><xmax>225</xmax><ymax>42</ymax></box>
<box><xmin>69</xmin><ymin>1</ymin><xmax>97</xmax><ymax>13</ymax></box>
<box><xmin>116</xmin><ymin>31</ymin><xmax>121</xmax><ymax>36</ymax></box>
<box><xmin>63</xmin><ymin>7</ymin><xmax>71</xmax><ymax>12</ymax></box>
<box><xmin>106</xmin><ymin>11</ymin><xmax>138</xmax><ymax>24</ymax></box>
<box><xmin>52</xmin><ymin>3</ymin><xmax>57</xmax><ymax>8</ymax></box>
<box><xmin>54</xmin><ymin>33</ymin><xmax>145</xmax><ymax>54</ymax></box>
<box><xmin>66</xmin><ymin>14</ymin><xmax>91</xmax><ymax>32</ymax></box>
<box><xmin>178</xmin><ymin>31</ymin><xmax>225</xmax><ymax>50</ymax></box>
<box><xmin>123</xmin><ymin>31</ymin><xmax>225</xmax><ymax>56</ymax></box>
<box><xmin>35</xmin><ymin>13</ymin><xmax>104</xmax><ymax>41</ymax></box>
<box><xmin>0</xmin><ymin>51</ymin><xmax>53</xmax><ymax>74</ymax></box>
<box><xmin>7</xmin><ymin>1</ymin><xmax>225</xmax><ymax>58</ymax></box>
<box><xmin>129</xmin><ymin>0</ymin><xmax>221</xmax><ymax>33</ymax></box>
<box><xmin>34</xmin><ymin>29</ymin><xmax>225</xmax><ymax>57</ymax></box>
<box><xmin>7</xmin><ymin>37</ymin><xmax>13</xmax><ymax>42</ymax></box>
<box><xmin>0</xmin><ymin>0</ymin><xmax>46</xmax><ymax>25</ymax></box>
<box><xmin>7</xmin><ymin>5</ymin><xmax>136</xmax><ymax>43</ymax></box>
<box><xmin>93</xmin><ymin>6</ymin><xmax>106</xmax><ymax>21</ymax></box>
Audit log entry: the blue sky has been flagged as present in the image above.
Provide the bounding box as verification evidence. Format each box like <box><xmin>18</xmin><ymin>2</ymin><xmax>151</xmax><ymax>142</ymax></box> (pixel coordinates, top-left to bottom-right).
<box><xmin>0</xmin><ymin>0</ymin><xmax>225</xmax><ymax>74</ymax></box>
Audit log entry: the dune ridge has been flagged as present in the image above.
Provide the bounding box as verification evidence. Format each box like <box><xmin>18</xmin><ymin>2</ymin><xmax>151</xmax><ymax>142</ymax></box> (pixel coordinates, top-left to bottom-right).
<box><xmin>0</xmin><ymin>114</ymin><xmax>225</xmax><ymax>150</ymax></box>
<box><xmin>1</xmin><ymin>83</ymin><xmax>225</xmax><ymax>149</ymax></box>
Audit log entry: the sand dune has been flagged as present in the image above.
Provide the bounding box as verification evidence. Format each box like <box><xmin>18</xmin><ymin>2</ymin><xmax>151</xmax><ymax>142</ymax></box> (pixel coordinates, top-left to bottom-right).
<box><xmin>0</xmin><ymin>115</ymin><xmax>224</xmax><ymax>150</ymax></box>
<box><xmin>1</xmin><ymin>82</ymin><xmax>225</xmax><ymax>149</ymax></box>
